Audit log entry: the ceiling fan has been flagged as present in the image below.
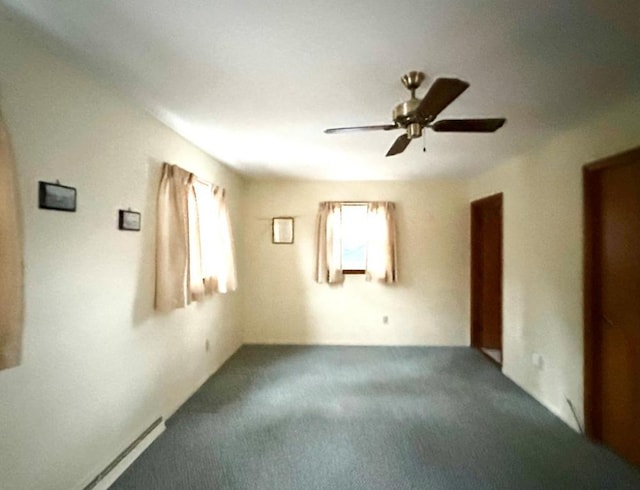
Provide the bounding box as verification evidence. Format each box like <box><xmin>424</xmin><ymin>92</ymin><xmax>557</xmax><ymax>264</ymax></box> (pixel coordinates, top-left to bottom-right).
<box><xmin>324</xmin><ymin>71</ymin><xmax>506</xmax><ymax>157</ymax></box>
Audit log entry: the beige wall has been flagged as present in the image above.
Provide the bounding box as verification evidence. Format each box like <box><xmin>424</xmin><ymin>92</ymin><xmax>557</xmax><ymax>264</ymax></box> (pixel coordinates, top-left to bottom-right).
<box><xmin>469</xmin><ymin>94</ymin><xmax>640</xmax><ymax>430</ymax></box>
<box><xmin>242</xmin><ymin>179</ymin><xmax>470</xmax><ymax>346</ymax></box>
<box><xmin>0</xmin><ymin>21</ymin><xmax>244</xmax><ymax>490</ymax></box>
<box><xmin>2</xmin><ymin>8</ymin><xmax>639</xmax><ymax>489</ymax></box>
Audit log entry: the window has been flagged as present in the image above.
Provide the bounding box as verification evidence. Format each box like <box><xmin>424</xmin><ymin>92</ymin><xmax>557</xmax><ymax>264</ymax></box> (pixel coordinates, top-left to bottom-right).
<box><xmin>155</xmin><ymin>163</ymin><xmax>237</xmax><ymax>312</ymax></box>
<box><xmin>341</xmin><ymin>204</ymin><xmax>368</xmax><ymax>274</ymax></box>
<box><xmin>188</xmin><ymin>180</ymin><xmax>234</xmax><ymax>297</ymax></box>
<box><xmin>315</xmin><ymin>201</ymin><xmax>398</xmax><ymax>284</ymax></box>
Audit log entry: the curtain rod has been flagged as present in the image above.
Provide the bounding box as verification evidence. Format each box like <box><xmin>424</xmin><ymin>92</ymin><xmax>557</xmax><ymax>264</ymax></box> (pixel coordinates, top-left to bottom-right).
<box><xmin>324</xmin><ymin>201</ymin><xmax>369</xmax><ymax>205</ymax></box>
<box><xmin>193</xmin><ymin>176</ymin><xmax>212</xmax><ymax>186</ymax></box>
<box><xmin>191</xmin><ymin>176</ymin><xmax>226</xmax><ymax>196</ymax></box>
<box><xmin>193</xmin><ymin>176</ymin><xmax>224</xmax><ymax>191</ymax></box>
<box><xmin>166</xmin><ymin>163</ymin><xmax>215</xmax><ymax>188</ymax></box>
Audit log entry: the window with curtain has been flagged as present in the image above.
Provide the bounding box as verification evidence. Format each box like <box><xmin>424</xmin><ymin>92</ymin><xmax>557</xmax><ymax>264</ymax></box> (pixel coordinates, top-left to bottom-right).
<box><xmin>341</xmin><ymin>204</ymin><xmax>368</xmax><ymax>273</ymax></box>
<box><xmin>155</xmin><ymin>163</ymin><xmax>237</xmax><ymax>312</ymax></box>
<box><xmin>315</xmin><ymin>201</ymin><xmax>398</xmax><ymax>285</ymax></box>
<box><xmin>0</xmin><ymin>109</ymin><xmax>24</xmax><ymax>371</ymax></box>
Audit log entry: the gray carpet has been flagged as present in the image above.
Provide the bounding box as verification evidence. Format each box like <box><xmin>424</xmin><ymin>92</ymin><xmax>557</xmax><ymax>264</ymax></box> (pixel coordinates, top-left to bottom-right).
<box><xmin>111</xmin><ymin>346</ymin><xmax>640</xmax><ymax>489</ymax></box>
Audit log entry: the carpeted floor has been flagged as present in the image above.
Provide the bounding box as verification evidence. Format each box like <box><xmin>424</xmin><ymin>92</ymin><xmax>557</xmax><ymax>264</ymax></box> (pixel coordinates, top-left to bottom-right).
<box><xmin>111</xmin><ymin>345</ymin><xmax>640</xmax><ymax>489</ymax></box>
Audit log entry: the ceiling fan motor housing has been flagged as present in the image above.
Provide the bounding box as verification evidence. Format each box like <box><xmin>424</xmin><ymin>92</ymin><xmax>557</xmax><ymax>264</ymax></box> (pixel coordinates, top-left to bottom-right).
<box><xmin>393</xmin><ymin>98</ymin><xmax>420</xmax><ymax>126</ymax></box>
<box><xmin>393</xmin><ymin>71</ymin><xmax>432</xmax><ymax>131</ymax></box>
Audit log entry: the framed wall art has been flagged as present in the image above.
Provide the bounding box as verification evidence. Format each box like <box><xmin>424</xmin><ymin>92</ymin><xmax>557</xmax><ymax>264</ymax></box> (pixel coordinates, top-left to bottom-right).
<box><xmin>272</xmin><ymin>217</ymin><xmax>294</xmax><ymax>244</ymax></box>
<box><xmin>119</xmin><ymin>209</ymin><xmax>141</xmax><ymax>231</ymax></box>
<box><xmin>38</xmin><ymin>181</ymin><xmax>77</xmax><ymax>212</ymax></box>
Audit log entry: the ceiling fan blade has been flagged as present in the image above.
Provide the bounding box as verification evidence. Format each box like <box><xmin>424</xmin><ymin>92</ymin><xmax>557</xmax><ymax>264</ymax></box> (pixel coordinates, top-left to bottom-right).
<box><xmin>324</xmin><ymin>124</ymin><xmax>397</xmax><ymax>134</ymax></box>
<box><xmin>386</xmin><ymin>134</ymin><xmax>411</xmax><ymax>157</ymax></box>
<box><xmin>417</xmin><ymin>78</ymin><xmax>470</xmax><ymax>120</ymax></box>
<box><xmin>431</xmin><ymin>118</ymin><xmax>506</xmax><ymax>132</ymax></box>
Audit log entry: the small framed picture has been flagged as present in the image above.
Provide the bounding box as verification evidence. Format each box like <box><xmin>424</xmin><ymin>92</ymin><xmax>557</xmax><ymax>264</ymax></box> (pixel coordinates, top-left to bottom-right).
<box><xmin>39</xmin><ymin>181</ymin><xmax>77</xmax><ymax>212</ymax></box>
<box><xmin>119</xmin><ymin>209</ymin><xmax>141</xmax><ymax>231</ymax></box>
<box><xmin>272</xmin><ymin>217</ymin><xmax>294</xmax><ymax>244</ymax></box>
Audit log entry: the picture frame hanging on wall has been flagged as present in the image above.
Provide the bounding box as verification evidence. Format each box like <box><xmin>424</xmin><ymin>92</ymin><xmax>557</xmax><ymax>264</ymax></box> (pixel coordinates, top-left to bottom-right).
<box><xmin>119</xmin><ymin>209</ymin><xmax>142</xmax><ymax>231</ymax></box>
<box><xmin>272</xmin><ymin>216</ymin><xmax>294</xmax><ymax>244</ymax></box>
<box><xmin>38</xmin><ymin>181</ymin><xmax>77</xmax><ymax>212</ymax></box>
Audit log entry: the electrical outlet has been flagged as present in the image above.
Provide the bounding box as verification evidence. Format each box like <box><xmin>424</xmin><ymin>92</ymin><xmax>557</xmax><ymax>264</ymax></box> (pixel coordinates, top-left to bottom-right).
<box><xmin>532</xmin><ymin>352</ymin><xmax>544</xmax><ymax>370</ymax></box>
<box><xmin>382</xmin><ymin>316</ymin><xmax>389</xmax><ymax>325</ymax></box>
<box><xmin>205</xmin><ymin>339</ymin><xmax>210</xmax><ymax>352</ymax></box>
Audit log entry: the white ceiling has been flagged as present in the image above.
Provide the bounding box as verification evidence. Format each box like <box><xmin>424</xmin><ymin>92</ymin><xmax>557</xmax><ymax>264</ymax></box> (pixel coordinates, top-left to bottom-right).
<box><xmin>2</xmin><ymin>0</ymin><xmax>639</xmax><ymax>180</ymax></box>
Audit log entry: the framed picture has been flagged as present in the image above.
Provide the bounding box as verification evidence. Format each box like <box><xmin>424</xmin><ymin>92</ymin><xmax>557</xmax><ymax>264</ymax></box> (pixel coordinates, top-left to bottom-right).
<box><xmin>38</xmin><ymin>181</ymin><xmax>77</xmax><ymax>212</ymax></box>
<box><xmin>272</xmin><ymin>217</ymin><xmax>294</xmax><ymax>244</ymax></box>
<box><xmin>119</xmin><ymin>209</ymin><xmax>141</xmax><ymax>231</ymax></box>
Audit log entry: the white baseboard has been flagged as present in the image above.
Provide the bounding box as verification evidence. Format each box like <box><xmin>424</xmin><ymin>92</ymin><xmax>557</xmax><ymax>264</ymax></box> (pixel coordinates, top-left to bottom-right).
<box><xmin>86</xmin><ymin>419</ymin><xmax>165</xmax><ymax>490</ymax></box>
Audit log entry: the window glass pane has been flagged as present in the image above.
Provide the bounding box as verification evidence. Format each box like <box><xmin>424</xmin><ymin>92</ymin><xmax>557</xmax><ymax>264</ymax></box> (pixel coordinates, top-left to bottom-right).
<box><xmin>341</xmin><ymin>204</ymin><xmax>368</xmax><ymax>270</ymax></box>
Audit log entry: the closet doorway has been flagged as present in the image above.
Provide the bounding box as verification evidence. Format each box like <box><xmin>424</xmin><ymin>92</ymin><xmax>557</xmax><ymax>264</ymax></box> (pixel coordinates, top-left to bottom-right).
<box><xmin>471</xmin><ymin>193</ymin><xmax>503</xmax><ymax>366</ymax></box>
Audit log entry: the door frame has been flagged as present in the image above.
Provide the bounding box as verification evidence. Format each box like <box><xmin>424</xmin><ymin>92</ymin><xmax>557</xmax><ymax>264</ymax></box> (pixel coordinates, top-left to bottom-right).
<box><xmin>583</xmin><ymin>146</ymin><xmax>640</xmax><ymax>440</ymax></box>
<box><xmin>470</xmin><ymin>192</ymin><xmax>503</xmax><ymax>362</ymax></box>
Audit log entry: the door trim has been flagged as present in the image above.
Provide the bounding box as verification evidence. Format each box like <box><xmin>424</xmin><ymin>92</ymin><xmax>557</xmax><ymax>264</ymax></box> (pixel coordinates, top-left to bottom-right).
<box><xmin>583</xmin><ymin>146</ymin><xmax>640</xmax><ymax>440</ymax></box>
<box><xmin>470</xmin><ymin>192</ymin><xmax>503</xmax><ymax>364</ymax></box>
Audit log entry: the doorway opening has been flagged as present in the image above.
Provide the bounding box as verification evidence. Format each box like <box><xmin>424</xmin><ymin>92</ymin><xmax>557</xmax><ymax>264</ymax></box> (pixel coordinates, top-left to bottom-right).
<box><xmin>470</xmin><ymin>193</ymin><xmax>503</xmax><ymax>366</ymax></box>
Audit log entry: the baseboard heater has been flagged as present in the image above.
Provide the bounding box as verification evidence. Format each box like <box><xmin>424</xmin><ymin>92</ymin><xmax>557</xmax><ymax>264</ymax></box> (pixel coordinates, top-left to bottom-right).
<box><xmin>84</xmin><ymin>416</ymin><xmax>163</xmax><ymax>490</ymax></box>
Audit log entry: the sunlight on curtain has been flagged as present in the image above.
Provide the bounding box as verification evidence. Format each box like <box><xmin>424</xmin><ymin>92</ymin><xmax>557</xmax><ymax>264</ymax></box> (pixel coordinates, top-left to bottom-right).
<box><xmin>213</xmin><ymin>187</ymin><xmax>238</xmax><ymax>293</ymax></box>
<box><xmin>156</xmin><ymin>163</ymin><xmax>237</xmax><ymax>312</ymax></box>
<box><xmin>190</xmin><ymin>181</ymin><xmax>237</xmax><ymax>297</ymax></box>
<box><xmin>315</xmin><ymin>202</ymin><xmax>344</xmax><ymax>284</ymax></box>
<box><xmin>0</xmin><ymin>110</ymin><xmax>24</xmax><ymax>370</ymax></box>
<box><xmin>188</xmin><ymin>183</ymin><xmax>205</xmax><ymax>300</ymax></box>
<box><xmin>365</xmin><ymin>202</ymin><xmax>398</xmax><ymax>283</ymax></box>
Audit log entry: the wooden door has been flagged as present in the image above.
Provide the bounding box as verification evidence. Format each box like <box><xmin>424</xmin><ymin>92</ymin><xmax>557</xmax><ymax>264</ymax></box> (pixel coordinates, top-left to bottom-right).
<box><xmin>584</xmin><ymin>146</ymin><xmax>640</xmax><ymax>466</ymax></box>
<box><xmin>471</xmin><ymin>193</ymin><xmax>503</xmax><ymax>363</ymax></box>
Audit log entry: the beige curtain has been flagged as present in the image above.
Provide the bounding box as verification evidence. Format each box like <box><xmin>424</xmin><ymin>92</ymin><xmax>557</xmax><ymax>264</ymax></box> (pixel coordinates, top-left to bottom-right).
<box><xmin>212</xmin><ymin>187</ymin><xmax>238</xmax><ymax>293</ymax></box>
<box><xmin>156</xmin><ymin>163</ymin><xmax>237</xmax><ymax>312</ymax></box>
<box><xmin>365</xmin><ymin>202</ymin><xmax>398</xmax><ymax>283</ymax></box>
<box><xmin>187</xmin><ymin>181</ymin><xmax>205</xmax><ymax>301</ymax></box>
<box><xmin>315</xmin><ymin>202</ymin><xmax>344</xmax><ymax>284</ymax></box>
<box><xmin>155</xmin><ymin>163</ymin><xmax>193</xmax><ymax>311</ymax></box>
<box><xmin>0</xmin><ymin>110</ymin><xmax>24</xmax><ymax>370</ymax></box>
<box><xmin>189</xmin><ymin>182</ymin><xmax>237</xmax><ymax>297</ymax></box>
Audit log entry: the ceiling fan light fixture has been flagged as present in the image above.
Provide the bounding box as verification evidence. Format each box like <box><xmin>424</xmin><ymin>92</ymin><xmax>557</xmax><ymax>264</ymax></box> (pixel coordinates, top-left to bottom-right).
<box><xmin>407</xmin><ymin>122</ymin><xmax>422</xmax><ymax>139</ymax></box>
